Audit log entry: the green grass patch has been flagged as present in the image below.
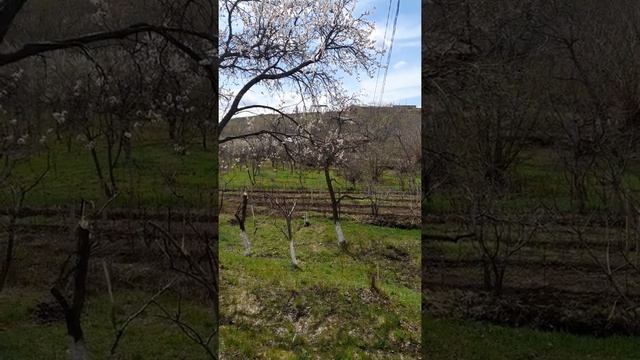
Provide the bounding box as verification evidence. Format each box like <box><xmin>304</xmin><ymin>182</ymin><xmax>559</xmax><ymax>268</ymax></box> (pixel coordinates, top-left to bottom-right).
<box><xmin>10</xmin><ymin>135</ymin><xmax>217</xmax><ymax>208</ymax></box>
<box><xmin>219</xmin><ymin>214</ymin><xmax>421</xmax><ymax>358</ymax></box>
<box><xmin>425</xmin><ymin>316</ymin><xmax>640</xmax><ymax>360</ymax></box>
<box><xmin>221</xmin><ymin>165</ymin><xmax>419</xmax><ymax>192</ymax></box>
<box><xmin>0</xmin><ymin>288</ymin><xmax>215</xmax><ymax>359</ymax></box>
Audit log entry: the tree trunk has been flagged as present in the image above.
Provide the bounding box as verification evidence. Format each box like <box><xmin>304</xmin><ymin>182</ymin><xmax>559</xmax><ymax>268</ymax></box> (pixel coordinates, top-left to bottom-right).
<box><xmin>334</xmin><ymin>221</ymin><xmax>345</xmax><ymax>247</ymax></box>
<box><xmin>201</xmin><ymin>127</ymin><xmax>208</xmax><ymax>150</ymax></box>
<box><xmin>168</xmin><ymin>118</ymin><xmax>177</xmax><ymax>141</ymax></box>
<box><xmin>289</xmin><ymin>238</ymin><xmax>298</xmax><ymax>268</ymax></box>
<box><xmin>287</xmin><ymin>217</ymin><xmax>299</xmax><ymax>268</ymax></box>
<box><xmin>323</xmin><ymin>163</ymin><xmax>345</xmax><ymax>247</ymax></box>
<box><xmin>90</xmin><ymin>147</ymin><xmax>113</xmax><ymax>198</ymax></box>
<box><xmin>0</xmin><ymin>212</ymin><xmax>17</xmax><ymax>292</ymax></box>
<box><xmin>494</xmin><ymin>266</ymin><xmax>506</xmax><ymax>297</ymax></box>
<box><xmin>573</xmin><ymin>172</ymin><xmax>588</xmax><ymax>214</ymax></box>
<box><xmin>106</xmin><ymin>137</ymin><xmax>120</xmax><ymax>196</ymax></box>
<box><xmin>69</xmin><ymin>224</ymin><xmax>90</xmax><ymax>348</ymax></box>
<box><xmin>52</xmin><ymin>216</ymin><xmax>91</xmax><ymax>360</ymax></box>
<box><xmin>240</xmin><ymin>230</ymin><xmax>251</xmax><ymax>257</ymax></box>
<box><xmin>210</xmin><ymin>121</ymin><xmax>219</xmax><ymax>356</ymax></box>
<box><xmin>69</xmin><ymin>338</ymin><xmax>89</xmax><ymax>360</ymax></box>
<box><xmin>235</xmin><ymin>192</ymin><xmax>251</xmax><ymax>256</ymax></box>
<box><xmin>482</xmin><ymin>256</ymin><xmax>492</xmax><ymax>290</ymax></box>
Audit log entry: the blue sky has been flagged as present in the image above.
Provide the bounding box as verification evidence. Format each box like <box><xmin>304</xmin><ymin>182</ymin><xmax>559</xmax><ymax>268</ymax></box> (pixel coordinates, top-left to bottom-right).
<box><xmin>353</xmin><ymin>0</ymin><xmax>421</xmax><ymax>107</ymax></box>
<box><xmin>223</xmin><ymin>0</ymin><xmax>421</xmax><ymax>118</ymax></box>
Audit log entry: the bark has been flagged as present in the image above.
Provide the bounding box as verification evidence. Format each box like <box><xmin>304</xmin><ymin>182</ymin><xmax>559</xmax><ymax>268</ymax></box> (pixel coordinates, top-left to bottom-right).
<box><xmin>210</xmin><ymin>124</ymin><xmax>219</xmax><ymax>356</ymax></box>
<box><xmin>570</xmin><ymin>166</ymin><xmax>589</xmax><ymax>214</ymax></box>
<box><xmin>0</xmin><ymin>23</ymin><xmax>215</xmax><ymax>67</ymax></box>
<box><xmin>323</xmin><ymin>163</ymin><xmax>340</xmax><ymax>223</ymax></box>
<box><xmin>482</xmin><ymin>257</ymin><xmax>492</xmax><ymax>290</ymax></box>
<box><xmin>286</xmin><ymin>217</ymin><xmax>299</xmax><ymax>268</ymax></box>
<box><xmin>235</xmin><ymin>192</ymin><xmax>251</xmax><ymax>256</ymax></box>
<box><xmin>51</xmin><ymin>220</ymin><xmax>91</xmax><ymax>360</ymax></box>
<box><xmin>201</xmin><ymin>128</ymin><xmax>208</xmax><ymax>150</ymax></box>
<box><xmin>240</xmin><ymin>230</ymin><xmax>251</xmax><ymax>257</ymax></box>
<box><xmin>0</xmin><ymin>211</ymin><xmax>17</xmax><ymax>292</ymax></box>
<box><xmin>289</xmin><ymin>238</ymin><xmax>298</xmax><ymax>268</ymax></box>
<box><xmin>69</xmin><ymin>337</ymin><xmax>89</xmax><ymax>360</ymax></box>
<box><xmin>335</xmin><ymin>222</ymin><xmax>345</xmax><ymax>247</ymax></box>
<box><xmin>0</xmin><ymin>0</ymin><xmax>28</xmax><ymax>44</ymax></box>
<box><xmin>324</xmin><ymin>163</ymin><xmax>345</xmax><ymax>247</ymax></box>
<box><xmin>90</xmin><ymin>147</ymin><xmax>113</xmax><ymax>198</ymax></box>
<box><xmin>106</xmin><ymin>129</ymin><xmax>123</xmax><ymax>196</ymax></box>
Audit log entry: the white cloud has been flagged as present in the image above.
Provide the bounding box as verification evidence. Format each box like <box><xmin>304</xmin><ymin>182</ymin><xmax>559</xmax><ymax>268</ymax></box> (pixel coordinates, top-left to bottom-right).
<box><xmin>393</xmin><ymin>60</ymin><xmax>408</xmax><ymax>69</ymax></box>
<box><xmin>358</xmin><ymin>65</ymin><xmax>421</xmax><ymax>105</ymax></box>
<box><xmin>369</xmin><ymin>16</ymin><xmax>421</xmax><ymax>50</ymax></box>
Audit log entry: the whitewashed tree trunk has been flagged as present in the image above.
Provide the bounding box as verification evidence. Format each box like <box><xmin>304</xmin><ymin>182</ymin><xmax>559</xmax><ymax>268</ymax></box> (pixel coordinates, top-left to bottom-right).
<box><xmin>335</xmin><ymin>221</ymin><xmax>345</xmax><ymax>246</ymax></box>
<box><xmin>69</xmin><ymin>337</ymin><xmax>89</xmax><ymax>360</ymax></box>
<box><xmin>240</xmin><ymin>230</ymin><xmax>252</xmax><ymax>256</ymax></box>
<box><xmin>289</xmin><ymin>238</ymin><xmax>299</xmax><ymax>268</ymax></box>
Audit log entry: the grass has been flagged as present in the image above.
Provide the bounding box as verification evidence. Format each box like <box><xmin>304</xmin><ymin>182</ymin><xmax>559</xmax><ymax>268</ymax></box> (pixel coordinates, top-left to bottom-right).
<box><xmin>10</xmin><ymin>133</ymin><xmax>418</xmax><ymax>209</ymax></box>
<box><xmin>424</xmin><ymin>316</ymin><xmax>640</xmax><ymax>360</ymax></box>
<box><xmin>424</xmin><ymin>146</ymin><xmax>640</xmax><ymax>359</ymax></box>
<box><xmin>1</xmin><ymin>177</ymin><xmax>421</xmax><ymax>358</ymax></box>
<box><xmin>0</xmin><ymin>288</ymin><xmax>215</xmax><ymax>359</ymax></box>
<box><xmin>10</xmin><ymin>134</ymin><xmax>217</xmax><ymax>208</ymax></box>
<box><xmin>219</xmin><ymin>214</ymin><xmax>421</xmax><ymax>358</ymax></box>
<box><xmin>426</xmin><ymin>147</ymin><xmax>640</xmax><ymax>214</ymax></box>
<box><xmin>221</xmin><ymin>165</ymin><xmax>419</xmax><ymax>192</ymax></box>
<box><xmin>4</xmin><ymin>131</ymin><xmax>640</xmax><ymax>358</ymax></box>
<box><xmin>3</xmin><ymin>130</ymin><xmax>422</xmax><ymax>358</ymax></box>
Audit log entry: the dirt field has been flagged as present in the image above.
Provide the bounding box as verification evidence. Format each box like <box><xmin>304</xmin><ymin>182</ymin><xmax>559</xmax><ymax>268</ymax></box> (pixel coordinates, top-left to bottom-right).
<box><xmin>424</xmin><ymin>214</ymin><xmax>640</xmax><ymax>336</ymax></box>
<box><xmin>221</xmin><ymin>188</ymin><xmax>421</xmax><ymax>229</ymax></box>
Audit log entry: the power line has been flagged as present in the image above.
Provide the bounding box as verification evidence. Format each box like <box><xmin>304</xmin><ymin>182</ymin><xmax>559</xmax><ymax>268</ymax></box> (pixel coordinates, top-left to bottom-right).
<box><xmin>372</xmin><ymin>0</ymin><xmax>394</xmax><ymax>105</ymax></box>
<box><xmin>378</xmin><ymin>0</ymin><xmax>400</xmax><ymax>106</ymax></box>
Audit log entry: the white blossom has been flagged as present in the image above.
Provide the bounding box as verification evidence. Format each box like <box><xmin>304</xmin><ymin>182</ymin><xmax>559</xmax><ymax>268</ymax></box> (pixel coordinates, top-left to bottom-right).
<box><xmin>52</xmin><ymin>111</ymin><xmax>68</xmax><ymax>124</ymax></box>
<box><xmin>10</xmin><ymin>69</ymin><xmax>24</xmax><ymax>81</ymax></box>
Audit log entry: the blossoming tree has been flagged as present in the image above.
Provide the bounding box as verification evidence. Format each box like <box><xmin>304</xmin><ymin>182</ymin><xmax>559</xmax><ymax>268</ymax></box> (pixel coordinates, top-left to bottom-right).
<box><xmin>218</xmin><ymin>0</ymin><xmax>378</xmax><ymax>138</ymax></box>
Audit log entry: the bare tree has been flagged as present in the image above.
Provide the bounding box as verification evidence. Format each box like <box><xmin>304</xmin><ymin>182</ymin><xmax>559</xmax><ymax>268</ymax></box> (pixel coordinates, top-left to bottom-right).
<box><xmin>51</xmin><ymin>196</ymin><xmax>117</xmax><ymax>360</ymax></box>
<box><xmin>470</xmin><ymin>208</ymin><xmax>542</xmax><ymax>296</ymax></box>
<box><xmin>567</xmin><ymin>213</ymin><xmax>640</xmax><ymax>327</ymax></box>
<box><xmin>147</xmin><ymin>219</ymin><xmax>218</xmax><ymax>358</ymax></box>
<box><xmin>268</xmin><ymin>194</ymin><xmax>301</xmax><ymax>269</ymax></box>
<box><xmin>0</xmin><ymin>85</ymin><xmax>50</xmax><ymax>291</ymax></box>
<box><xmin>0</xmin><ymin>155</ymin><xmax>48</xmax><ymax>291</ymax></box>
<box><xmin>234</xmin><ymin>191</ymin><xmax>252</xmax><ymax>256</ymax></box>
